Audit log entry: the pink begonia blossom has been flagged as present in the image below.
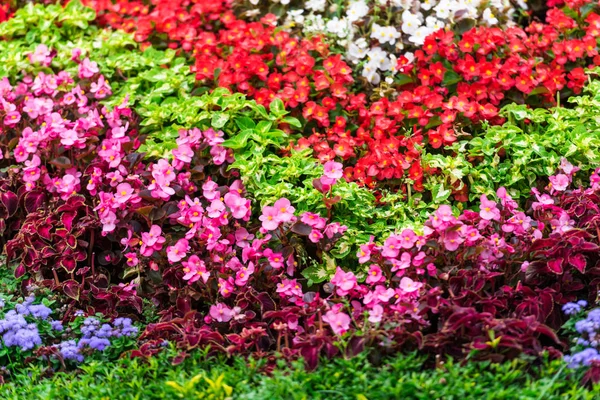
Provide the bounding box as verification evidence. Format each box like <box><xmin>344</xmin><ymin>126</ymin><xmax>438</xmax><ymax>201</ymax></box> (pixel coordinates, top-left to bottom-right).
<box><xmin>464</xmin><ymin>226</ymin><xmax>481</xmax><ymax>243</ymax></box>
<box><xmin>210</xmin><ymin>303</ymin><xmax>233</xmax><ymax>323</ymax></box>
<box><xmin>443</xmin><ymin>229</ymin><xmax>464</xmax><ymax>251</ymax></box>
<box><xmin>259</xmin><ymin>205</ymin><xmax>280</xmax><ymax>231</ymax></box>
<box><xmin>234</xmin><ymin>262</ymin><xmax>255</xmax><ymax>286</ymax></box>
<box><xmin>324</xmin><ymin>222</ymin><xmax>347</xmax><ymax>238</ymax></box>
<box><xmin>273</xmin><ymin>198</ymin><xmax>295</xmax><ymax>223</ymax></box>
<box><xmin>29</xmin><ymin>44</ymin><xmax>53</xmax><ymax>66</ymax></box>
<box><xmin>560</xmin><ymin>158</ymin><xmax>580</xmax><ymax>176</ymax></box>
<box><xmin>90</xmin><ymin>75</ymin><xmax>111</xmax><ymax>99</ymax></box>
<box><xmin>548</xmin><ymin>173</ymin><xmax>570</xmax><ymax>193</ymax></box>
<box><xmin>124</xmin><ymin>252</ymin><xmax>139</xmax><ymax>267</ymax></box>
<box><xmin>308</xmin><ymin>229</ymin><xmax>324</xmax><ymax>243</ymax></box>
<box><xmin>322</xmin><ymin>310</ymin><xmax>351</xmax><ymax>335</ymax></box>
<box><xmin>357</xmin><ymin>237</ymin><xmax>376</xmax><ymax>264</ymax></box>
<box><xmin>321</xmin><ymin>160</ymin><xmax>343</xmax><ymax>185</ymax></box>
<box><xmin>301</xmin><ymin>212</ymin><xmax>327</xmax><ymax>229</ymax></box>
<box><xmin>172</xmin><ymin>143</ymin><xmax>194</xmax><ymax>169</ymax></box>
<box><xmin>167</xmin><ymin>238</ymin><xmax>190</xmax><ymax>263</ymax></box>
<box><xmin>390</xmin><ymin>252</ymin><xmax>411</xmax><ymax>275</ymax></box>
<box><xmin>140</xmin><ymin>225</ymin><xmax>166</xmax><ymax>256</ymax></box>
<box><xmin>218</xmin><ymin>277</ymin><xmax>235</xmax><ymax>297</ymax></box>
<box><xmin>331</xmin><ymin>267</ymin><xmax>357</xmax><ymax>295</ymax></box>
<box><xmin>224</xmin><ymin>192</ymin><xmax>250</xmax><ymax>220</ymax></box>
<box><xmin>479</xmin><ymin>195</ymin><xmax>500</xmax><ymax>221</ymax></box>
<box><xmin>4</xmin><ymin>111</ymin><xmax>21</xmax><ymax>126</ymax></box>
<box><xmin>182</xmin><ymin>256</ymin><xmax>210</xmax><ymax>284</ymax></box>
<box><xmin>276</xmin><ymin>278</ymin><xmax>303</xmax><ymax>298</ymax></box>
<box><xmin>202</xmin><ymin>179</ymin><xmax>220</xmax><ymax>201</ymax></box>
<box><xmin>368</xmin><ymin>305</ymin><xmax>384</xmax><ymax>323</ymax></box>
<box><xmin>366</xmin><ymin>265</ymin><xmax>385</xmax><ymax>285</ymax></box>
<box><xmin>263</xmin><ymin>248</ymin><xmax>284</xmax><ymax>269</ymax></box>
<box><xmin>399</xmin><ymin>228</ymin><xmax>417</xmax><ymax>249</ymax></box>
<box><xmin>382</xmin><ymin>234</ymin><xmax>401</xmax><ymax>258</ymax></box>
<box><xmin>234</xmin><ymin>228</ymin><xmax>254</xmax><ymax>248</ymax></box>
<box><xmin>207</xmin><ymin>199</ymin><xmax>226</xmax><ymax>218</ymax></box>
<box><xmin>399</xmin><ymin>277</ymin><xmax>422</xmax><ymax>294</ymax></box>
<box><xmin>78</xmin><ymin>58</ymin><xmax>99</xmax><ymax>79</ymax></box>
<box><xmin>114</xmin><ymin>183</ymin><xmax>134</xmax><ymax>204</ymax></box>
<box><xmin>531</xmin><ymin>187</ymin><xmax>555</xmax><ymax>210</ymax></box>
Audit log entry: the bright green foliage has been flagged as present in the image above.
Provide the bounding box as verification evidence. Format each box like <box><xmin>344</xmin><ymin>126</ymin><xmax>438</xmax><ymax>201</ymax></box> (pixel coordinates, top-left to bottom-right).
<box><xmin>425</xmin><ymin>73</ymin><xmax>600</xmax><ymax>202</ymax></box>
<box><xmin>1</xmin><ymin>349</ymin><xmax>598</xmax><ymax>400</ymax></box>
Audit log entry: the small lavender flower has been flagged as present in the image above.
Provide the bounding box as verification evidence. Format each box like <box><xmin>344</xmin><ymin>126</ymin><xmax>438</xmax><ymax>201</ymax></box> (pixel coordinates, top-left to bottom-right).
<box><xmin>563</xmin><ymin>302</ymin><xmax>582</xmax><ymax>316</ymax></box>
<box><xmin>81</xmin><ymin>317</ymin><xmax>100</xmax><ymax>338</ymax></box>
<box><xmin>50</xmin><ymin>320</ymin><xmax>63</xmax><ymax>331</ymax></box>
<box><xmin>565</xmin><ymin>348</ymin><xmax>600</xmax><ymax>369</ymax></box>
<box><xmin>113</xmin><ymin>318</ymin><xmax>138</xmax><ymax>338</ymax></box>
<box><xmin>74</xmin><ymin>310</ymin><xmax>85</xmax><ymax>317</ymax></box>
<box><xmin>27</xmin><ymin>304</ymin><xmax>53</xmax><ymax>319</ymax></box>
<box><xmin>95</xmin><ymin>323</ymin><xmax>114</xmax><ymax>339</ymax></box>
<box><xmin>56</xmin><ymin>340</ymin><xmax>84</xmax><ymax>362</ymax></box>
<box><xmin>87</xmin><ymin>337</ymin><xmax>111</xmax><ymax>351</ymax></box>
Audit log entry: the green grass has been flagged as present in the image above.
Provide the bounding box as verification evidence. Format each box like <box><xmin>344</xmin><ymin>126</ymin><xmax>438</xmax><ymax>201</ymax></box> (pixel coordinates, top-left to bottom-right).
<box><xmin>1</xmin><ymin>348</ymin><xmax>599</xmax><ymax>400</ymax></box>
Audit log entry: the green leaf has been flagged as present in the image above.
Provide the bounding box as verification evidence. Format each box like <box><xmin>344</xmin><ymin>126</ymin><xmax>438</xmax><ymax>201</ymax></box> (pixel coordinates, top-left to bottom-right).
<box><xmin>211</xmin><ymin>112</ymin><xmax>230</xmax><ymax>129</ymax></box>
<box><xmin>234</xmin><ymin>117</ymin><xmax>256</xmax><ymax>131</ymax></box>
<box><xmin>269</xmin><ymin>98</ymin><xmax>286</xmax><ymax>117</ymax></box>
<box><xmin>222</xmin><ymin>129</ymin><xmax>254</xmax><ymax>149</ymax></box>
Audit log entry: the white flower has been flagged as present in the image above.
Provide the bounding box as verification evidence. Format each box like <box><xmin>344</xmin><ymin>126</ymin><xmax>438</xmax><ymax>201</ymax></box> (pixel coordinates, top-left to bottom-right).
<box><xmin>347</xmin><ymin>44</ymin><xmax>368</xmax><ymax>63</ymax></box>
<box><xmin>280</xmin><ymin>0</ymin><xmax>291</xmax><ymax>4</ymax></box>
<box><xmin>347</xmin><ymin>0</ymin><xmax>369</xmax><ymax>23</ymax></box>
<box><xmin>289</xmin><ymin>10</ymin><xmax>305</xmax><ymax>24</ymax></box>
<box><xmin>382</xmin><ymin>26</ymin><xmax>402</xmax><ymax>45</ymax></box>
<box><xmin>482</xmin><ymin>8</ymin><xmax>499</xmax><ymax>25</ymax></box>
<box><xmin>385</xmin><ymin>76</ymin><xmax>394</xmax><ymax>85</ymax></box>
<box><xmin>425</xmin><ymin>16</ymin><xmax>445</xmax><ymax>30</ymax></box>
<box><xmin>249</xmin><ymin>0</ymin><xmax>259</xmax><ymax>5</ymax></box>
<box><xmin>401</xmin><ymin>11</ymin><xmax>422</xmax><ymax>35</ymax></box>
<box><xmin>306</xmin><ymin>0</ymin><xmax>327</xmax><ymax>12</ymax></box>
<box><xmin>420</xmin><ymin>0</ymin><xmax>437</xmax><ymax>11</ymax></box>
<box><xmin>408</xmin><ymin>26</ymin><xmax>433</xmax><ymax>46</ymax></box>
<box><xmin>304</xmin><ymin>15</ymin><xmax>326</xmax><ymax>33</ymax></box>
<box><xmin>362</xmin><ymin>61</ymin><xmax>381</xmax><ymax>85</ymax></box>
<box><xmin>367</xmin><ymin>47</ymin><xmax>392</xmax><ymax>71</ymax></box>
<box><xmin>326</xmin><ymin>17</ymin><xmax>351</xmax><ymax>38</ymax></box>
<box><xmin>434</xmin><ymin>0</ymin><xmax>451</xmax><ymax>19</ymax></box>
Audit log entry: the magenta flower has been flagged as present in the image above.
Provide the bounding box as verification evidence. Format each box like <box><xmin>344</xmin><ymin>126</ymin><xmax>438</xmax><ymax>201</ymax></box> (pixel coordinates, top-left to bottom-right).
<box><xmin>78</xmin><ymin>58</ymin><xmax>99</xmax><ymax>79</ymax></box>
<box><xmin>273</xmin><ymin>198</ymin><xmax>295</xmax><ymax>223</ymax></box>
<box><xmin>308</xmin><ymin>229</ymin><xmax>324</xmax><ymax>243</ymax></box>
<box><xmin>331</xmin><ymin>267</ymin><xmax>357</xmax><ymax>295</ymax></box>
<box><xmin>210</xmin><ymin>303</ymin><xmax>233</xmax><ymax>323</ymax></box>
<box><xmin>259</xmin><ymin>205</ymin><xmax>280</xmax><ymax>231</ymax></box>
<box><xmin>234</xmin><ymin>228</ymin><xmax>254</xmax><ymax>248</ymax></box>
<box><xmin>399</xmin><ymin>228</ymin><xmax>417</xmax><ymax>249</ymax></box>
<box><xmin>263</xmin><ymin>249</ymin><xmax>284</xmax><ymax>269</ymax></box>
<box><xmin>234</xmin><ymin>262</ymin><xmax>255</xmax><ymax>286</ymax></box>
<box><xmin>382</xmin><ymin>234</ymin><xmax>401</xmax><ymax>258</ymax></box>
<box><xmin>548</xmin><ymin>173</ymin><xmax>570</xmax><ymax>193</ymax></box>
<box><xmin>276</xmin><ymin>278</ymin><xmax>303</xmax><ymax>298</ymax></box>
<box><xmin>182</xmin><ymin>255</ymin><xmax>209</xmax><ymax>284</ymax></box>
<box><xmin>90</xmin><ymin>75</ymin><xmax>111</xmax><ymax>99</ymax></box>
<box><xmin>125</xmin><ymin>252</ymin><xmax>139</xmax><ymax>267</ymax></box>
<box><xmin>479</xmin><ymin>195</ymin><xmax>500</xmax><ymax>221</ymax></box>
<box><xmin>140</xmin><ymin>225</ymin><xmax>166</xmax><ymax>256</ymax></box>
<box><xmin>114</xmin><ymin>183</ymin><xmax>134</xmax><ymax>204</ymax></box>
<box><xmin>224</xmin><ymin>193</ymin><xmax>250</xmax><ymax>220</ymax></box>
<box><xmin>218</xmin><ymin>277</ymin><xmax>235</xmax><ymax>297</ymax></box>
<box><xmin>167</xmin><ymin>239</ymin><xmax>190</xmax><ymax>263</ymax></box>
<box><xmin>442</xmin><ymin>229</ymin><xmax>464</xmax><ymax>251</ymax></box>
<box><xmin>366</xmin><ymin>264</ymin><xmax>385</xmax><ymax>285</ymax></box>
<box><xmin>4</xmin><ymin>111</ymin><xmax>21</xmax><ymax>126</ymax></box>
<box><xmin>322</xmin><ymin>310</ymin><xmax>351</xmax><ymax>335</ymax></box>
<box><xmin>301</xmin><ymin>212</ymin><xmax>327</xmax><ymax>229</ymax></box>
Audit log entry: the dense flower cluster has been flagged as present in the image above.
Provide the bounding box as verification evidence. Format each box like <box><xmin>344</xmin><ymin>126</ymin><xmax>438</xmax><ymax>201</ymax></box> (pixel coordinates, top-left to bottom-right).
<box><xmin>55</xmin><ymin>316</ymin><xmax>137</xmax><ymax>362</ymax></box>
<box><xmin>0</xmin><ymin>296</ymin><xmax>58</xmax><ymax>351</ymax></box>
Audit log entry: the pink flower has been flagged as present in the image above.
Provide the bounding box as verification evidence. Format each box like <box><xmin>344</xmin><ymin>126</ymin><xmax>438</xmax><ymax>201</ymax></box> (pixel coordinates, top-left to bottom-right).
<box><xmin>218</xmin><ymin>277</ymin><xmax>235</xmax><ymax>297</ymax></box>
<box><xmin>308</xmin><ymin>229</ymin><xmax>324</xmax><ymax>243</ymax></box>
<box><xmin>382</xmin><ymin>234</ymin><xmax>401</xmax><ymax>258</ymax></box>
<box><xmin>273</xmin><ymin>198</ymin><xmax>295</xmax><ymax>223</ymax></box>
<box><xmin>366</xmin><ymin>265</ymin><xmax>385</xmax><ymax>284</ymax></box>
<box><xmin>301</xmin><ymin>212</ymin><xmax>326</xmax><ymax>229</ymax></box>
<box><xmin>276</xmin><ymin>278</ymin><xmax>303</xmax><ymax>298</ymax></box>
<box><xmin>78</xmin><ymin>58</ymin><xmax>99</xmax><ymax>79</ymax></box>
<box><xmin>548</xmin><ymin>173</ymin><xmax>570</xmax><ymax>193</ymax></box>
<box><xmin>114</xmin><ymin>183</ymin><xmax>134</xmax><ymax>204</ymax></box>
<box><xmin>442</xmin><ymin>229</ymin><xmax>464</xmax><ymax>251</ymax></box>
<box><xmin>368</xmin><ymin>305</ymin><xmax>384</xmax><ymax>324</ymax></box>
<box><xmin>324</xmin><ymin>222</ymin><xmax>347</xmax><ymax>238</ymax></box>
<box><xmin>331</xmin><ymin>267</ymin><xmax>357</xmax><ymax>295</ymax></box>
<box><xmin>259</xmin><ymin>205</ymin><xmax>280</xmax><ymax>231</ymax></box>
<box><xmin>172</xmin><ymin>143</ymin><xmax>194</xmax><ymax>169</ymax></box>
<box><xmin>321</xmin><ymin>160</ymin><xmax>343</xmax><ymax>185</ymax></box>
<box><xmin>4</xmin><ymin>111</ymin><xmax>21</xmax><ymax>126</ymax></box>
<box><xmin>399</xmin><ymin>228</ymin><xmax>417</xmax><ymax>249</ymax></box>
<box><xmin>399</xmin><ymin>277</ymin><xmax>422</xmax><ymax>294</ymax></box>
<box><xmin>234</xmin><ymin>262</ymin><xmax>255</xmax><ymax>286</ymax></box>
<box><xmin>224</xmin><ymin>192</ymin><xmax>250</xmax><ymax>220</ymax></box>
<box><xmin>167</xmin><ymin>238</ymin><xmax>190</xmax><ymax>263</ymax></box>
<box><xmin>90</xmin><ymin>75</ymin><xmax>111</xmax><ymax>99</ymax></box>
<box><xmin>182</xmin><ymin>255</ymin><xmax>209</xmax><ymax>284</ymax></box>
<box><xmin>234</xmin><ymin>228</ymin><xmax>254</xmax><ymax>248</ymax></box>
<box><xmin>210</xmin><ymin>303</ymin><xmax>233</xmax><ymax>323</ymax></box>
<box><xmin>322</xmin><ymin>310</ymin><xmax>351</xmax><ymax>335</ymax></box>
<box><xmin>479</xmin><ymin>195</ymin><xmax>500</xmax><ymax>221</ymax></box>
<box><xmin>263</xmin><ymin>248</ymin><xmax>284</xmax><ymax>269</ymax></box>
<box><xmin>124</xmin><ymin>252</ymin><xmax>139</xmax><ymax>267</ymax></box>
<box><xmin>560</xmin><ymin>158</ymin><xmax>579</xmax><ymax>176</ymax></box>
<box><xmin>29</xmin><ymin>44</ymin><xmax>52</xmax><ymax>66</ymax></box>
<box><xmin>140</xmin><ymin>225</ymin><xmax>166</xmax><ymax>256</ymax></box>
